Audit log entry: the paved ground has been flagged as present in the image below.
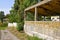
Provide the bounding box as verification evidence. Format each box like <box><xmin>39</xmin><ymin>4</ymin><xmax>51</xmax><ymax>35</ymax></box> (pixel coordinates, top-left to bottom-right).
<box><xmin>0</xmin><ymin>30</ymin><xmax>20</xmax><ymax>40</ymax></box>
<box><xmin>0</xmin><ymin>30</ymin><xmax>1</xmax><ymax>40</ymax></box>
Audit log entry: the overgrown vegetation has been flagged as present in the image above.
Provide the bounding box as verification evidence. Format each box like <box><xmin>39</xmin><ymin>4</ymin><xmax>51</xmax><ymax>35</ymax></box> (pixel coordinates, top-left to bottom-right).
<box><xmin>27</xmin><ymin>36</ymin><xmax>43</xmax><ymax>40</ymax></box>
<box><xmin>26</xmin><ymin>12</ymin><xmax>34</xmax><ymax>21</ymax></box>
<box><xmin>16</xmin><ymin>23</ymin><xmax>23</xmax><ymax>31</ymax></box>
<box><xmin>8</xmin><ymin>0</ymin><xmax>38</xmax><ymax>31</ymax></box>
<box><xmin>0</xmin><ymin>11</ymin><xmax>8</xmax><ymax>30</ymax></box>
<box><xmin>0</xmin><ymin>23</ymin><xmax>7</xmax><ymax>27</ymax></box>
<box><xmin>0</xmin><ymin>26</ymin><xmax>7</xmax><ymax>30</ymax></box>
<box><xmin>0</xmin><ymin>11</ymin><xmax>4</xmax><ymax>23</ymax></box>
<box><xmin>0</xmin><ymin>22</ymin><xmax>7</xmax><ymax>30</ymax></box>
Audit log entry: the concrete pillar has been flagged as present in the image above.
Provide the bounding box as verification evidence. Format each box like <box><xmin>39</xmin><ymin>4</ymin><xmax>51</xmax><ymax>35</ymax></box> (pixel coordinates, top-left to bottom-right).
<box><xmin>59</xmin><ymin>16</ymin><xmax>60</xmax><ymax>21</ymax></box>
<box><xmin>35</xmin><ymin>7</ymin><xmax>37</xmax><ymax>21</ymax></box>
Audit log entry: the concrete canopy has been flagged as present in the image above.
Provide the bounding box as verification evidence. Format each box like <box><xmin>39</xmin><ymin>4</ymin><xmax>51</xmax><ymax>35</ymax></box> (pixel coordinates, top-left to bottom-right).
<box><xmin>24</xmin><ymin>0</ymin><xmax>60</xmax><ymax>16</ymax></box>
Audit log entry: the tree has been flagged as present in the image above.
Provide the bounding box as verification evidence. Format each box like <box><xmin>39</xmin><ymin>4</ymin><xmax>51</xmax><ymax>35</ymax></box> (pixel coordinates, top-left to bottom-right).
<box><xmin>8</xmin><ymin>0</ymin><xmax>38</xmax><ymax>31</ymax></box>
<box><xmin>9</xmin><ymin>0</ymin><xmax>20</xmax><ymax>23</ymax></box>
<box><xmin>9</xmin><ymin>9</ymin><xmax>19</xmax><ymax>23</ymax></box>
<box><xmin>0</xmin><ymin>11</ymin><xmax>4</xmax><ymax>23</ymax></box>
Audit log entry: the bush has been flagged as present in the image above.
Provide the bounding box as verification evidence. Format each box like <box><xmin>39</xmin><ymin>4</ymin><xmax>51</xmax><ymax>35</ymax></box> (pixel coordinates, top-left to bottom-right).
<box><xmin>16</xmin><ymin>23</ymin><xmax>23</xmax><ymax>31</ymax></box>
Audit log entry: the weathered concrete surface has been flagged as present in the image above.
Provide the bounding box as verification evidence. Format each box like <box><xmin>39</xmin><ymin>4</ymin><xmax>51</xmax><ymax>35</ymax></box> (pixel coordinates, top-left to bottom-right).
<box><xmin>1</xmin><ymin>30</ymin><xmax>20</xmax><ymax>40</ymax></box>
<box><xmin>24</xmin><ymin>21</ymin><xmax>60</xmax><ymax>40</ymax></box>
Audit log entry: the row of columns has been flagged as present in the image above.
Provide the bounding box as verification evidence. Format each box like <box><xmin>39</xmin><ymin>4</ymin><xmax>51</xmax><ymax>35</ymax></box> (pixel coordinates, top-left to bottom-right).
<box><xmin>24</xmin><ymin>7</ymin><xmax>46</xmax><ymax>21</ymax></box>
<box><xmin>24</xmin><ymin>8</ymin><xmax>60</xmax><ymax>21</ymax></box>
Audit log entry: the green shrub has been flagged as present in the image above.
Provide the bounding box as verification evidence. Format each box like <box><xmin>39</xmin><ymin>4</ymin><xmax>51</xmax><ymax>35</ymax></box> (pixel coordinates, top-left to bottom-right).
<box><xmin>16</xmin><ymin>23</ymin><xmax>23</xmax><ymax>31</ymax></box>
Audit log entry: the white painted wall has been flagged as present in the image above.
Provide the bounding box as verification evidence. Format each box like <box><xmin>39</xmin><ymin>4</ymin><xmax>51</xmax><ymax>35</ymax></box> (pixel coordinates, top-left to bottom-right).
<box><xmin>8</xmin><ymin>22</ymin><xmax>17</xmax><ymax>27</ymax></box>
<box><xmin>13</xmin><ymin>22</ymin><xmax>17</xmax><ymax>27</ymax></box>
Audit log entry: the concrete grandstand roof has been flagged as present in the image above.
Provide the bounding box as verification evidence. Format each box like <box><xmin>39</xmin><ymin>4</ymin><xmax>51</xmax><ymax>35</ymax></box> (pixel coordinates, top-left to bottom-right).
<box><xmin>24</xmin><ymin>0</ymin><xmax>60</xmax><ymax>16</ymax></box>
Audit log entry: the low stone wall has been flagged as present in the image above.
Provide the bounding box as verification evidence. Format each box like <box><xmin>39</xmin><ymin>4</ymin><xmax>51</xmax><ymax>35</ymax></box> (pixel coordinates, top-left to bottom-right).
<box><xmin>24</xmin><ymin>21</ymin><xmax>60</xmax><ymax>40</ymax></box>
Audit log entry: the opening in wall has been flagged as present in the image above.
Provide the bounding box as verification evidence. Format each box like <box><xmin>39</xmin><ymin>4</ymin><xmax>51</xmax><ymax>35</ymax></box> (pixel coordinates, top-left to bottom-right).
<box><xmin>37</xmin><ymin>13</ymin><xmax>51</xmax><ymax>21</ymax></box>
<box><xmin>26</xmin><ymin>12</ymin><xmax>34</xmax><ymax>21</ymax></box>
<box><xmin>37</xmin><ymin>0</ymin><xmax>44</xmax><ymax>3</ymax></box>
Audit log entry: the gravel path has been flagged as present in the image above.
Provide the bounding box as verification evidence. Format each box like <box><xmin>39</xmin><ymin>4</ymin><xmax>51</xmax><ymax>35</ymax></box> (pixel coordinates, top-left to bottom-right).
<box><xmin>1</xmin><ymin>30</ymin><xmax>20</xmax><ymax>40</ymax></box>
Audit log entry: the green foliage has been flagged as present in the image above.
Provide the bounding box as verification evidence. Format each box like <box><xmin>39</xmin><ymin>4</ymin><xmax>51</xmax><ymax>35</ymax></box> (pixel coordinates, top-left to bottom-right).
<box><xmin>0</xmin><ymin>23</ymin><xmax>8</xmax><ymax>27</ymax></box>
<box><xmin>16</xmin><ymin>23</ymin><xmax>24</xmax><ymax>31</ymax></box>
<box><xmin>8</xmin><ymin>0</ymin><xmax>38</xmax><ymax>31</ymax></box>
<box><xmin>37</xmin><ymin>15</ymin><xmax>51</xmax><ymax>21</ymax></box>
<box><xmin>8</xmin><ymin>0</ymin><xmax>20</xmax><ymax>23</ymax></box>
<box><xmin>0</xmin><ymin>22</ymin><xmax>7</xmax><ymax>30</ymax></box>
<box><xmin>26</xmin><ymin>12</ymin><xmax>34</xmax><ymax>21</ymax></box>
<box><xmin>8</xmin><ymin>13</ymin><xmax>16</xmax><ymax>23</ymax></box>
<box><xmin>0</xmin><ymin>11</ymin><xmax>4</xmax><ymax>23</ymax></box>
<box><xmin>0</xmin><ymin>27</ymin><xmax>7</xmax><ymax>30</ymax></box>
<box><xmin>9</xmin><ymin>0</ymin><xmax>38</xmax><ymax>22</ymax></box>
<box><xmin>0</xmin><ymin>11</ymin><xmax>4</xmax><ymax>18</ymax></box>
<box><xmin>45</xmin><ymin>16</ymin><xmax>51</xmax><ymax>21</ymax></box>
<box><xmin>27</xmin><ymin>36</ymin><xmax>43</xmax><ymax>40</ymax></box>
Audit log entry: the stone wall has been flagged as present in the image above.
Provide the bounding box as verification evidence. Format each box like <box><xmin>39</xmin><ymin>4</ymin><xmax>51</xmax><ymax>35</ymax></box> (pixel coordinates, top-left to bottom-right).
<box><xmin>24</xmin><ymin>21</ymin><xmax>60</xmax><ymax>40</ymax></box>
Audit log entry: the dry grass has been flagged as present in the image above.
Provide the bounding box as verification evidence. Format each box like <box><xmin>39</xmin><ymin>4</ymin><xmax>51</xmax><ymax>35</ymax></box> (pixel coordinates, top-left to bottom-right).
<box><xmin>7</xmin><ymin>27</ymin><xmax>28</xmax><ymax>40</ymax></box>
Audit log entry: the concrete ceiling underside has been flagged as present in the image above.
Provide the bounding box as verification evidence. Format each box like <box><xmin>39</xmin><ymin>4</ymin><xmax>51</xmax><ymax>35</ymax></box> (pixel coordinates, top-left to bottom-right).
<box><xmin>24</xmin><ymin>0</ymin><xmax>60</xmax><ymax>16</ymax></box>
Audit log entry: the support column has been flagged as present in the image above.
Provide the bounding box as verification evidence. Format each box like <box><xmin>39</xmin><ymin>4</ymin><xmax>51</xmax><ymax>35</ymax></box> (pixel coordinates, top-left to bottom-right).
<box><xmin>59</xmin><ymin>16</ymin><xmax>60</xmax><ymax>21</ymax></box>
<box><xmin>35</xmin><ymin>7</ymin><xmax>37</xmax><ymax>21</ymax></box>
<box><xmin>34</xmin><ymin>7</ymin><xmax>37</xmax><ymax>32</ymax></box>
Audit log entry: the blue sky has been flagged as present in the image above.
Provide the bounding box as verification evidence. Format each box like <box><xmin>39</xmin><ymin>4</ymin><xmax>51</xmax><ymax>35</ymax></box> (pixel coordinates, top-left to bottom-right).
<box><xmin>0</xmin><ymin>0</ymin><xmax>14</xmax><ymax>15</ymax></box>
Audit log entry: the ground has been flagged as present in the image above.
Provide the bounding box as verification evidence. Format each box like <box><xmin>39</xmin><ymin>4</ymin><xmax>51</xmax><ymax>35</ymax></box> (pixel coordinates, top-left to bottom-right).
<box><xmin>0</xmin><ymin>31</ymin><xmax>1</xmax><ymax>40</ymax></box>
<box><xmin>7</xmin><ymin>27</ymin><xmax>28</xmax><ymax>40</ymax></box>
<box><xmin>0</xmin><ymin>27</ymin><xmax>43</xmax><ymax>40</ymax></box>
<box><xmin>7</xmin><ymin>27</ymin><xmax>43</xmax><ymax>40</ymax></box>
<box><xmin>0</xmin><ymin>30</ymin><xmax>20</xmax><ymax>40</ymax></box>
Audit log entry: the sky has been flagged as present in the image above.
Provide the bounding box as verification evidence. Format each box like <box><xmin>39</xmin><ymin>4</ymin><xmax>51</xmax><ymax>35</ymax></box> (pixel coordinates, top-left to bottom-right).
<box><xmin>0</xmin><ymin>0</ymin><xmax>14</xmax><ymax>15</ymax></box>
